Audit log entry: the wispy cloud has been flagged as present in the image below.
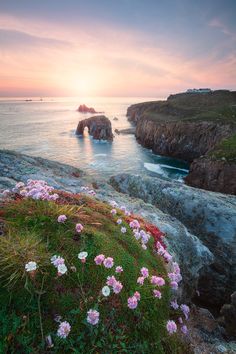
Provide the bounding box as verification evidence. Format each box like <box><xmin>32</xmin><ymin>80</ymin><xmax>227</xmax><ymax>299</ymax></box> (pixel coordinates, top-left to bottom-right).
<box><xmin>208</xmin><ymin>17</ymin><xmax>235</xmax><ymax>38</ymax></box>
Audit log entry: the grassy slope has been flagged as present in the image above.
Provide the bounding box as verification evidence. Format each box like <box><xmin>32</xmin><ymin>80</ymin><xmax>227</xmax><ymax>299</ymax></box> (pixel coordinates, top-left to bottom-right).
<box><xmin>0</xmin><ymin>192</ymin><xmax>188</xmax><ymax>354</ymax></box>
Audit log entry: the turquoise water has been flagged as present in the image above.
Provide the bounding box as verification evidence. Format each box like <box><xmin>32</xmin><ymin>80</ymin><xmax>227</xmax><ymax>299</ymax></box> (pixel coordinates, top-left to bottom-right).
<box><xmin>0</xmin><ymin>97</ymin><xmax>189</xmax><ymax>181</ymax></box>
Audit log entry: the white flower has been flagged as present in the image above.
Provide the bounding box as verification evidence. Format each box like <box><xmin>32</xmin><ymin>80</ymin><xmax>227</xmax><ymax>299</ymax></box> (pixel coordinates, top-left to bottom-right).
<box><xmin>78</xmin><ymin>251</ymin><xmax>88</xmax><ymax>260</ymax></box>
<box><xmin>25</xmin><ymin>261</ymin><xmax>37</xmax><ymax>272</ymax></box>
<box><xmin>121</xmin><ymin>227</ymin><xmax>127</xmax><ymax>234</ymax></box>
<box><xmin>102</xmin><ymin>286</ymin><xmax>111</xmax><ymax>297</ymax></box>
<box><xmin>57</xmin><ymin>264</ymin><xmax>68</xmax><ymax>275</ymax></box>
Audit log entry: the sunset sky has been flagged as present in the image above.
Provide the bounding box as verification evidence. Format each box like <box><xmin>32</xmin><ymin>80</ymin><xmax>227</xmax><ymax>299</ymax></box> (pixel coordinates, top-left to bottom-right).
<box><xmin>0</xmin><ymin>0</ymin><xmax>235</xmax><ymax>97</ymax></box>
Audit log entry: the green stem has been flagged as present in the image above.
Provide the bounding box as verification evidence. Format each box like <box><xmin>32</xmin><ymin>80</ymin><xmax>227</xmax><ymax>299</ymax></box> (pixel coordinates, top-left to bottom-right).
<box><xmin>37</xmin><ymin>276</ymin><xmax>45</xmax><ymax>344</ymax></box>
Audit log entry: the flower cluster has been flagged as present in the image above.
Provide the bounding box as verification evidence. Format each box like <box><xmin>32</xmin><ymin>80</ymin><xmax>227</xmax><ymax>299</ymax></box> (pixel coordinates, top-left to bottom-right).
<box><xmin>20</xmin><ymin>189</ymin><xmax>189</xmax><ymax>341</ymax></box>
<box><xmin>168</xmin><ymin>262</ymin><xmax>182</xmax><ymax>290</ymax></box>
<box><xmin>106</xmin><ymin>275</ymin><xmax>123</xmax><ymax>294</ymax></box>
<box><xmin>168</xmin><ymin>299</ymin><xmax>190</xmax><ymax>335</ymax></box>
<box><xmin>156</xmin><ymin>241</ymin><xmax>172</xmax><ymax>263</ymax></box>
<box><xmin>51</xmin><ymin>255</ymin><xmax>68</xmax><ymax>276</ymax></box>
<box><xmin>94</xmin><ymin>254</ymin><xmax>114</xmax><ymax>269</ymax></box>
<box><xmin>11</xmin><ymin>180</ymin><xmax>59</xmax><ymax>201</ymax></box>
<box><xmin>80</xmin><ymin>186</ymin><xmax>96</xmax><ymax>196</ymax></box>
<box><xmin>109</xmin><ymin>202</ymin><xmax>152</xmax><ymax>250</ymax></box>
<box><xmin>137</xmin><ymin>267</ymin><xmax>166</xmax><ymax>303</ymax></box>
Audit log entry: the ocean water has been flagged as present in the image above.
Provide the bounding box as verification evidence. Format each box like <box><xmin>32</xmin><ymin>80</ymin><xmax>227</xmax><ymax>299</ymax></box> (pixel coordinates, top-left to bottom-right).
<box><xmin>0</xmin><ymin>97</ymin><xmax>189</xmax><ymax>181</ymax></box>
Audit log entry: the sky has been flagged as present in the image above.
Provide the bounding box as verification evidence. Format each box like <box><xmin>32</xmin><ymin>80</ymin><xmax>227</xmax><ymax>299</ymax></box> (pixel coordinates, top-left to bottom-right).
<box><xmin>0</xmin><ymin>0</ymin><xmax>235</xmax><ymax>97</ymax></box>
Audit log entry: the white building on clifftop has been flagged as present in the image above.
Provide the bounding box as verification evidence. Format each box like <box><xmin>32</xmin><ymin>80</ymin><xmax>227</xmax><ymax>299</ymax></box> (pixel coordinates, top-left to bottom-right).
<box><xmin>186</xmin><ymin>88</ymin><xmax>212</xmax><ymax>93</ymax></box>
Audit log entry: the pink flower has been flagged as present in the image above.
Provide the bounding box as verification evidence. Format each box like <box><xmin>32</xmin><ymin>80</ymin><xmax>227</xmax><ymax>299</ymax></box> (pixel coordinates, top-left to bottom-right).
<box><xmin>150</xmin><ymin>276</ymin><xmax>159</xmax><ymax>285</ymax></box>
<box><xmin>51</xmin><ymin>255</ymin><xmax>65</xmax><ymax>267</ymax></box>
<box><xmin>137</xmin><ymin>276</ymin><xmax>145</xmax><ymax>285</ymax></box>
<box><xmin>115</xmin><ymin>266</ymin><xmax>123</xmax><ymax>273</ymax></box>
<box><xmin>178</xmin><ymin>317</ymin><xmax>183</xmax><ymax>324</ymax></box>
<box><xmin>117</xmin><ymin>219</ymin><xmax>122</xmax><ymax>225</ymax></box>
<box><xmin>106</xmin><ymin>275</ymin><xmax>117</xmax><ymax>287</ymax></box>
<box><xmin>103</xmin><ymin>257</ymin><xmax>114</xmax><ymax>268</ymax></box>
<box><xmin>181</xmin><ymin>325</ymin><xmax>188</xmax><ymax>335</ymax></box>
<box><xmin>75</xmin><ymin>223</ymin><xmax>84</xmax><ymax>233</ymax></box>
<box><xmin>57</xmin><ymin>321</ymin><xmax>71</xmax><ymax>339</ymax></box>
<box><xmin>163</xmin><ymin>251</ymin><xmax>172</xmax><ymax>262</ymax></box>
<box><xmin>134</xmin><ymin>291</ymin><xmax>141</xmax><ymax>301</ymax></box>
<box><xmin>128</xmin><ymin>296</ymin><xmax>138</xmax><ymax>309</ymax></box>
<box><xmin>129</xmin><ymin>220</ymin><xmax>140</xmax><ymax>229</ymax></box>
<box><xmin>140</xmin><ymin>267</ymin><xmax>149</xmax><ymax>278</ymax></box>
<box><xmin>57</xmin><ymin>215</ymin><xmax>67</xmax><ymax>223</ymax></box>
<box><xmin>113</xmin><ymin>281</ymin><xmax>123</xmax><ymax>294</ymax></box>
<box><xmin>154</xmin><ymin>277</ymin><xmax>165</xmax><ymax>286</ymax></box>
<box><xmin>166</xmin><ymin>320</ymin><xmax>177</xmax><ymax>335</ymax></box>
<box><xmin>120</xmin><ymin>206</ymin><xmax>126</xmax><ymax>212</ymax></box>
<box><xmin>125</xmin><ymin>210</ymin><xmax>131</xmax><ymax>216</ymax></box>
<box><xmin>170</xmin><ymin>281</ymin><xmax>178</xmax><ymax>290</ymax></box>
<box><xmin>180</xmin><ymin>304</ymin><xmax>190</xmax><ymax>320</ymax></box>
<box><xmin>170</xmin><ymin>300</ymin><xmax>179</xmax><ymax>310</ymax></box>
<box><xmin>110</xmin><ymin>209</ymin><xmax>117</xmax><ymax>215</ymax></box>
<box><xmin>153</xmin><ymin>290</ymin><xmax>162</xmax><ymax>299</ymax></box>
<box><xmin>87</xmin><ymin>309</ymin><xmax>100</xmax><ymax>325</ymax></box>
<box><xmin>94</xmin><ymin>254</ymin><xmax>105</xmax><ymax>265</ymax></box>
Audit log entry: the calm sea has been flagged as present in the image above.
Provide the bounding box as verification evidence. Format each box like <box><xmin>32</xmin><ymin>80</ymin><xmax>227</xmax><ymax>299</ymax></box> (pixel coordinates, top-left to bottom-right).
<box><xmin>0</xmin><ymin>96</ymin><xmax>189</xmax><ymax>181</ymax></box>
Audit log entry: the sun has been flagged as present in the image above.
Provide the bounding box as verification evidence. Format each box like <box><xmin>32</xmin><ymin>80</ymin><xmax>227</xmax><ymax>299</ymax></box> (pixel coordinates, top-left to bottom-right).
<box><xmin>70</xmin><ymin>71</ymin><xmax>102</xmax><ymax>97</ymax></box>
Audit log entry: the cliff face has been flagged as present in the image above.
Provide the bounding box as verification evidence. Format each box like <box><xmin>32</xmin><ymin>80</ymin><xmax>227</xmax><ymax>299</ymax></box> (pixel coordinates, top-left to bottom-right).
<box><xmin>185</xmin><ymin>157</ymin><xmax>236</xmax><ymax>194</ymax></box>
<box><xmin>135</xmin><ymin>119</ymin><xmax>233</xmax><ymax>162</ymax></box>
<box><xmin>127</xmin><ymin>91</ymin><xmax>236</xmax><ymax>194</ymax></box>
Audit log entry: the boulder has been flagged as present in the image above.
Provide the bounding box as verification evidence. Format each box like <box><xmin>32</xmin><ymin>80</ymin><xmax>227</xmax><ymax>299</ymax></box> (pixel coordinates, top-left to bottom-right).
<box><xmin>76</xmin><ymin>115</ymin><xmax>113</xmax><ymax>141</ymax></box>
<box><xmin>110</xmin><ymin>173</ymin><xmax>236</xmax><ymax>309</ymax></box>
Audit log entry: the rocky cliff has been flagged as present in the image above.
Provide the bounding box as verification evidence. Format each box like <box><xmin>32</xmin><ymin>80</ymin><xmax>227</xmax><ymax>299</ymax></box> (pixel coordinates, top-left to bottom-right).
<box><xmin>127</xmin><ymin>91</ymin><xmax>236</xmax><ymax>194</ymax></box>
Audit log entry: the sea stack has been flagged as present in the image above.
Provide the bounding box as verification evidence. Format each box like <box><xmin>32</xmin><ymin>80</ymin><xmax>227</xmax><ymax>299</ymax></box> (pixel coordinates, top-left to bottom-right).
<box><xmin>76</xmin><ymin>115</ymin><xmax>114</xmax><ymax>141</ymax></box>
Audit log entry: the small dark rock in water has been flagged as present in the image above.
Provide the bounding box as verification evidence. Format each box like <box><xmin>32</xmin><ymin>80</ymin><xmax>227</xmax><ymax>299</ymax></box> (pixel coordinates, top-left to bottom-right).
<box><xmin>76</xmin><ymin>115</ymin><xmax>113</xmax><ymax>141</ymax></box>
<box><xmin>77</xmin><ymin>104</ymin><xmax>100</xmax><ymax>114</ymax></box>
<box><xmin>115</xmin><ymin>128</ymin><xmax>135</xmax><ymax>135</ymax></box>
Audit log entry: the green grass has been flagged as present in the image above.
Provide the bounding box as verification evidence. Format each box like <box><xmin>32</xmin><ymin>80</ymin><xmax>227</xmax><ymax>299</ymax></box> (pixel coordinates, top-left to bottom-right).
<box><xmin>0</xmin><ymin>193</ymin><xmax>189</xmax><ymax>353</ymax></box>
<box><xmin>208</xmin><ymin>133</ymin><xmax>236</xmax><ymax>161</ymax></box>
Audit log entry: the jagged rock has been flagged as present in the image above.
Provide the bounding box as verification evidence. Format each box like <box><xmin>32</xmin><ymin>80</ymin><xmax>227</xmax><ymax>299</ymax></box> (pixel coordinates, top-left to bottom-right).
<box><xmin>76</xmin><ymin>115</ymin><xmax>113</xmax><ymax>141</ymax></box>
<box><xmin>109</xmin><ymin>173</ymin><xmax>236</xmax><ymax>309</ymax></box>
<box><xmin>77</xmin><ymin>104</ymin><xmax>100</xmax><ymax>113</ymax></box>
